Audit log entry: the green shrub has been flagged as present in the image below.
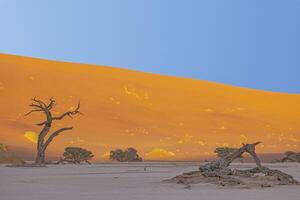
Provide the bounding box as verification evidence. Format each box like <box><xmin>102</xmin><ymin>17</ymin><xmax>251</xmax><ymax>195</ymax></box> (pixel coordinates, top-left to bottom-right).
<box><xmin>60</xmin><ymin>147</ymin><xmax>94</xmax><ymax>164</ymax></box>
<box><xmin>110</xmin><ymin>147</ymin><xmax>142</xmax><ymax>162</ymax></box>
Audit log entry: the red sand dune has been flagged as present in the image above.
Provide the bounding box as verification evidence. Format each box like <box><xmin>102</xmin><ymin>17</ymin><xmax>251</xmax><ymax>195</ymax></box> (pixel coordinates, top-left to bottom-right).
<box><xmin>0</xmin><ymin>53</ymin><xmax>299</xmax><ymax>161</ymax></box>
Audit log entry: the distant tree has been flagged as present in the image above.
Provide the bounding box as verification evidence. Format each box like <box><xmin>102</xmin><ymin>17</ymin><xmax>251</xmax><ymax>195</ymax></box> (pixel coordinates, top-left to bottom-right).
<box><xmin>0</xmin><ymin>144</ymin><xmax>7</xmax><ymax>152</ymax></box>
<box><xmin>25</xmin><ymin>97</ymin><xmax>81</xmax><ymax>165</ymax></box>
<box><xmin>110</xmin><ymin>147</ymin><xmax>142</xmax><ymax>162</ymax></box>
<box><xmin>59</xmin><ymin>147</ymin><xmax>94</xmax><ymax>164</ymax></box>
<box><xmin>124</xmin><ymin>147</ymin><xmax>142</xmax><ymax>161</ymax></box>
<box><xmin>109</xmin><ymin>149</ymin><xmax>124</xmax><ymax>162</ymax></box>
<box><xmin>214</xmin><ymin>147</ymin><xmax>244</xmax><ymax>160</ymax></box>
<box><xmin>285</xmin><ymin>151</ymin><xmax>296</xmax><ymax>157</ymax></box>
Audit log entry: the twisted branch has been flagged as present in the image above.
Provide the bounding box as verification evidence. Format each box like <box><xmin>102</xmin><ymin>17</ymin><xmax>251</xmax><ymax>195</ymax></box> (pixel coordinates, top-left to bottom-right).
<box><xmin>25</xmin><ymin>97</ymin><xmax>81</xmax><ymax>164</ymax></box>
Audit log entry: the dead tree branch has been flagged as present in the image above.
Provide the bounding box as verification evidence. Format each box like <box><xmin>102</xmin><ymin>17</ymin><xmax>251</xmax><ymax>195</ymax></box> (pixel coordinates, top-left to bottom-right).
<box><xmin>25</xmin><ymin>97</ymin><xmax>81</xmax><ymax>165</ymax></box>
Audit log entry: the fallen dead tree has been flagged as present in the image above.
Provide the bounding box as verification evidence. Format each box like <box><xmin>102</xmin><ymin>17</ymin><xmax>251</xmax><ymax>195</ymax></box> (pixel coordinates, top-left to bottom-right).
<box><xmin>165</xmin><ymin>142</ymin><xmax>299</xmax><ymax>188</ymax></box>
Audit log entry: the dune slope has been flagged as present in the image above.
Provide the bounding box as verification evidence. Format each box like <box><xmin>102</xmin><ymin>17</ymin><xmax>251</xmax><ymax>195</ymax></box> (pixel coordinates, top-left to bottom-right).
<box><xmin>0</xmin><ymin>54</ymin><xmax>299</xmax><ymax>161</ymax></box>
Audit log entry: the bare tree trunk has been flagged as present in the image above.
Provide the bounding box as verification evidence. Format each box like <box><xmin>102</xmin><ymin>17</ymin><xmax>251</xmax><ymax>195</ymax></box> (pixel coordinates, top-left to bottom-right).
<box><xmin>34</xmin><ymin>124</ymin><xmax>50</xmax><ymax>164</ymax></box>
<box><xmin>35</xmin><ymin>148</ymin><xmax>45</xmax><ymax>164</ymax></box>
<box><xmin>199</xmin><ymin>142</ymin><xmax>262</xmax><ymax>172</ymax></box>
<box><xmin>35</xmin><ymin>135</ymin><xmax>43</xmax><ymax>164</ymax></box>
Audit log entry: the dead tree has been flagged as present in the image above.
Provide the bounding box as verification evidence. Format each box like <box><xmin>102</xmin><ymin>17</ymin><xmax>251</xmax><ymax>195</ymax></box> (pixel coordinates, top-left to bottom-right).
<box><xmin>166</xmin><ymin>142</ymin><xmax>299</xmax><ymax>188</ymax></box>
<box><xmin>200</xmin><ymin>142</ymin><xmax>263</xmax><ymax>173</ymax></box>
<box><xmin>25</xmin><ymin>97</ymin><xmax>81</xmax><ymax>165</ymax></box>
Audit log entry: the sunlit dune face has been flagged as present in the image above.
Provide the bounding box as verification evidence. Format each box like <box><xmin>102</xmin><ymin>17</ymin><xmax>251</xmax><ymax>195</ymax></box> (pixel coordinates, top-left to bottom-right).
<box><xmin>146</xmin><ymin>148</ymin><xmax>175</xmax><ymax>159</ymax></box>
<box><xmin>102</xmin><ymin>151</ymin><xmax>110</xmax><ymax>159</ymax></box>
<box><xmin>0</xmin><ymin>54</ymin><xmax>300</xmax><ymax>161</ymax></box>
<box><xmin>0</xmin><ymin>82</ymin><xmax>4</xmax><ymax>90</ymax></box>
<box><xmin>24</xmin><ymin>131</ymin><xmax>38</xmax><ymax>143</ymax></box>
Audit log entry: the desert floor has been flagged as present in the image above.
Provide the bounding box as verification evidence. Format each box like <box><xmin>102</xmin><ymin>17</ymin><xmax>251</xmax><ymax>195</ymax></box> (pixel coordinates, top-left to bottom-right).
<box><xmin>1</xmin><ymin>162</ymin><xmax>300</xmax><ymax>200</ymax></box>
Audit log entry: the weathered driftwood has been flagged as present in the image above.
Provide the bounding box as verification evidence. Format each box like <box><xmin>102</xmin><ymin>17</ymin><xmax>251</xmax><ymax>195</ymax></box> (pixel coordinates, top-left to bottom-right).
<box><xmin>200</xmin><ymin>142</ymin><xmax>263</xmax><ymax>173</ymax></box>
<box><xmin>165</xmin><ymin>142</ymin><xmax>299</xmax><ymax>188</ymax></box>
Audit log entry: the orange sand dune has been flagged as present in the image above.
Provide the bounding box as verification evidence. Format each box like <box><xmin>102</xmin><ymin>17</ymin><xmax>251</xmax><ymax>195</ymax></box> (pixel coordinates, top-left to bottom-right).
<box><xmin>0</xmin><ymin>53</ymin><xmax>299</xmax><ymax>161</ymax></box>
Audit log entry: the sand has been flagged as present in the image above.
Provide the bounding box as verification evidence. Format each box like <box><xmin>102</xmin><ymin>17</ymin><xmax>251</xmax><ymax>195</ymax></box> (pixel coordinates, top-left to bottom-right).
<box><xmin>1</xmin><ymin>162</ymin><xmax>300</xmax><ymax>200</ymax></box>
<box><xmin>1</xmin><ymin>53</ymin><xmax>300</xmax><ymax>161</ymax></box>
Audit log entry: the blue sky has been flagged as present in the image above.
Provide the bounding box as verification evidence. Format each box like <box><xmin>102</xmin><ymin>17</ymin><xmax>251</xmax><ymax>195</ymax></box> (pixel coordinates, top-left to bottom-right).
<box><xmin>0</xmin><ymin>0</ymin><xmax>299</xmax><ymax>93</ymax></box>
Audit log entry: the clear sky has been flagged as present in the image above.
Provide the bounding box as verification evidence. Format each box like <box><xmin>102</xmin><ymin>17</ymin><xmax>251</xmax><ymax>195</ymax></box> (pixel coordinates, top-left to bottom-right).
<box><xmin>0</xmin><ymin>0</ymin><xmax>299</xmax><ymax>93</ymax></box>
